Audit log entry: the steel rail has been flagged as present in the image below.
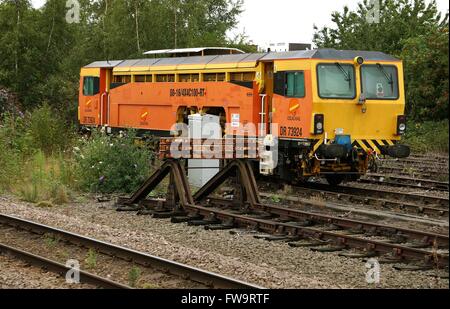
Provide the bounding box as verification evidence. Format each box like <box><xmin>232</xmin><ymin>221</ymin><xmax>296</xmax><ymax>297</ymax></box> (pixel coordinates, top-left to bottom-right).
<box><xmin>384</xmin><ymin>157</ymin><xmax>449</xmax><ymax>166</ymax></box>
<box><xmin>294</xmin><ymin>182</ymin><xmax>449</xmax><ymax>208</ymax></box>
<box><xmin>363</xmin><ymin>173</ymin><xmax>449</xmax><ymax>191</ymax></box>
<box><xmin>275</xmin><ymin>184</ymin><xmax>449</xmax><ymax>218</ymax></box>
<box><xmin>181</xmin><ymin>203</ymin><xmax>449</xmax><ymax>268</ymax></box>
<box><xmin>377</xmin><ymin>166</ymin><xmax>440</xmax><ymax>180</ymax></box>
<box><xmin>0</xmin><ymin>213</ymin><xmax>262</xmax><ymax>289</ymax></box>
<box><xmin>0</xmin><ymin>242</ymin><xmax>130</xmax><ymax>289</ymax></box>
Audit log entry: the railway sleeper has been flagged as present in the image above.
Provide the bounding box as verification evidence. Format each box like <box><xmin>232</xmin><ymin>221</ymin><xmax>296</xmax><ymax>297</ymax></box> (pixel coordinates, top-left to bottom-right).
<box><xmin>188</xmin><ymin>214</ymin><xmax>221</xmax><ymax>226</ymax></box>
<box><xmin>310</xmin><ymin>245</ymin><xmax>346</xmax><ymax>252</ymax></box>
<box><xmin>205</xmin><ymin>218</ymin><xmax>235</xmax><ymax>231</ymax></box>
<box><xmin>338</xmin><ymin>250</ymin><xmax>377</xmax><ymax>259</ymax></box>
<box><xmin>171</xmin><ymin>214</ymin><xmax>203</xmax><ymax>224</ymax></box>
<box><xmin>393</xmin><ymin>264</ymin><xmax>434</xmax><ymax>272</ymax></box>
<box><xmin>288</xmin><ymin>238</ymin><xmax>330</xmax><ymax>248</ymax></box>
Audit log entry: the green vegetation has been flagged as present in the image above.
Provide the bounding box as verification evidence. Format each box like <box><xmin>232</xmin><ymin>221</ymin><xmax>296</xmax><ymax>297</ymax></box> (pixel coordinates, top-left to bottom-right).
<box><xmin>403</xmin><ymin>120</ymin><xmax>449</xmax><ymax>154</ymax></box>
<box><xmin>85</xmin><ymin>248</ymin><xmax>98</xmax><ymax>269</ymax></box>
<box><xmin>75</xmin><ymin>130</ymin><xmax>153</xmax><ymax>193</ymax></box>
<box><xmin>0</xmin><ymin>104</ymin><xmax>154</xmax><ymax>204</ymax></box>
<box><xmin>44</xmin><ymin>233</ymin><xmax>60</xmax><ymax>248</ymax></box>
<box><xmin>128</xmin><ymin>266</ymin><xmax>141</xmax><ymax>288</ymax></box>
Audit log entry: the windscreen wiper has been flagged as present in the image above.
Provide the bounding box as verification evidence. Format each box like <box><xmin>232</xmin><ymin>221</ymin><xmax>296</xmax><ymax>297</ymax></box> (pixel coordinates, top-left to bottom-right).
<box><xmin>335</xmin><ymin>63</ymin><xmax>351</xmax><ymax>82</ymax></box>
<box><xmin>376</xmin><ymin>63</ymin><xmax>393</xmax><ymax>85</ymax></box>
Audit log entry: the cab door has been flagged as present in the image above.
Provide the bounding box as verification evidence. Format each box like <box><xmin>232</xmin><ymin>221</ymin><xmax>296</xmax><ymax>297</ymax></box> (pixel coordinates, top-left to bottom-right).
<box><xmin>79</xmin><ymin>68</ymin><xmax>109</xmax><ymax>126</ymax></box>
<box><xmin>272</xmin><ymin>69</ymin><xmax>313</xmax><ymax>139</ymax></box>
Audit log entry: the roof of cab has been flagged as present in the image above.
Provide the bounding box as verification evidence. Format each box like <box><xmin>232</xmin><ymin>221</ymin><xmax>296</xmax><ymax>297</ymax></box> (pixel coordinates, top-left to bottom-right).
<box><xmin>83</xmin><ymin>49</ymin><xmax>400</xmax><ymax>70</ymax></box>
<box><xmin>260</xmin><ymin>49</ymin><xmax>400</xmax><ymax>61</ymax></box>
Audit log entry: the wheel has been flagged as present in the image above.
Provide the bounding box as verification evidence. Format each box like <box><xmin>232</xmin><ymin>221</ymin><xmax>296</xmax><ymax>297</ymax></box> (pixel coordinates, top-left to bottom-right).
<box><xmin>325</xmin><ymin>174</ymin><xmax>345</xmax><ymax>186</ymax></box>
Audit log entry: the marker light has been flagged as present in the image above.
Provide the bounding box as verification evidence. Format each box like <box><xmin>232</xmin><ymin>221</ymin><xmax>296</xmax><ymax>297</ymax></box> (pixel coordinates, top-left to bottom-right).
<box><xmin>397</xmin><ymin>115</ymin><xmax>407</xmax><ymax>135</ymax></box>
<box><xmin>354</xmin><ymin>56</ymin><xmax>364</xmax><ymax>65</ymax></box>
<box><xmin>314</xmin><ymin>114</ymin><xmax>324</xmax><ymax>135</ymax></box>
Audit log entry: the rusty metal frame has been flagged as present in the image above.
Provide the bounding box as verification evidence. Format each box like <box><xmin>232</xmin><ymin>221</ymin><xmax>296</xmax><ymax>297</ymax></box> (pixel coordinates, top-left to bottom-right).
<box><xmin>193</xmin><ymin>160</ymin><xmax>260</xmax><ymax>208</ymax></box>
<box><xmin>119</xmin><ymin>159</ymin><xmax>260</xmax><ymax>211</ymax></box>
<box><xmin>119</xmin><ymin>159</ymin><xmax>194</xmax><ymax>207</ymax></box>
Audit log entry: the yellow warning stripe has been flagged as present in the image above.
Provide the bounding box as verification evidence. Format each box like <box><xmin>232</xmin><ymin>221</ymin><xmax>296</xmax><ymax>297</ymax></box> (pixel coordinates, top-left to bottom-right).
<box><xmin>356</xmin><ymin>140</ymin><xmax>371</xmax><ymax>153</ymax></box>
<box><xmin>313</xmin><ymin>139</ymin><xmax>324</xmax><ymax>154</ymax></box>
<box><xmin>385</xmin><ymin>140</ymin><xmax>395</xmax><ymax>146</ymax></box>
<box><xmin>366</xmin><ymin>140</ymin><xmax>379</xmax><ymax>154</ymax></box>
<box><xmin>376</xmin><ymin>139</ymin><xmax>385</xmax><ymax>147</ymax></box>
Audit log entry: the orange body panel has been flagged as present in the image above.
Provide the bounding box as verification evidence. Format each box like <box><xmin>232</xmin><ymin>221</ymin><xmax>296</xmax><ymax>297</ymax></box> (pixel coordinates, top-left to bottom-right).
<box><xmin>107</xmin><ymin>82</ymin><xmax>259</xmax><ymax>133</ymax></box>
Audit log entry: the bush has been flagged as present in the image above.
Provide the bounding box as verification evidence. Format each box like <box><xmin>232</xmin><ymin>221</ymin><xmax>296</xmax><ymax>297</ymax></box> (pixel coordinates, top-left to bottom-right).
<box><xmin>26</xmin><ymin>103</ymin><xmax>73</xmax><ymax>155</ymax></box>
<box><xmin>0</xmin><ymin>104</ymin><xmax>74</xmax><ymax>156</ymax></box>
<box><xmin>403</xmin><ymin>120</ymin><xmax>449</xmax><ymax>154</ymax></box>
<box><xmin>0</xmin><ymin>139</ymin><xmax>21</xmax><ymax>192</ymax></box>
<box><xmin>75</xmin><ymin>130</ymin><xmax>153</xmax><ymax>194</ymax></box>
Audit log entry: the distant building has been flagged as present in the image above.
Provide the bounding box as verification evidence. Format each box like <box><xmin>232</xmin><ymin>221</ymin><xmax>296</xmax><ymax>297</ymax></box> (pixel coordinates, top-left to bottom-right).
<box><xmin>259</xmin><ymin>42</ymin><xmax>312</xmax><ymax>53</ymax></box>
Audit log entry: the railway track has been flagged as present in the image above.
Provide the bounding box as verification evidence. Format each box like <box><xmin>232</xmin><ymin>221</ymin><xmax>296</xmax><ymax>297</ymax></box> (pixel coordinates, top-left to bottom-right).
<box><xmin>0</xmin><ymin>242</ymin><xmax>129</xmax><ymax>289</ymax></box>
<box><xmin>406</xmin><ymin>155</ymin><xmax>449</xmax><ymax>164</ymax></box>
<box><xmin>286</xmin><ymin>182</ymin><xmax>449</xmax><ymax>218</ymax></box>
<box><xmin>0</xmin><ymin>213</ymin><xmax>261</xmax><ymax>289</ymax></box>
<box><xmin>272</xmin><ymin>183</ymin><xmax>449</xmax><ymax>219</ymax></box>
<box><xmin>361</xmin><ymin>173</ymin><xmax>449</xmax><ymax>191</ymax></box>
<box><xmin>377</xmin><ymin>165</ymin><xmax>448</xmax><ymax>181</ymax></box>
<box><xmin>132</xmin><ymin>197</ymin><xmax>449</xmax><ymax>269</ymax></box>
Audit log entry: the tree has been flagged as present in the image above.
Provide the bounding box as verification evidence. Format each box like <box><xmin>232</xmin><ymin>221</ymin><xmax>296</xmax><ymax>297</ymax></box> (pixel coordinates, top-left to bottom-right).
<box><xmin>0</xmin><ymin>0</ymin><xmax>246</xmax><ymax>114</ymax></box>
<box><xmin>313</xmin><ymin>0</ymin><xmax>449</xmax><ymax>120</ymax></box>
<box><xmin>0</xmin><ymin>0</ymin><xmax>42</xmax><ymax>107</ymax></box>
<box><xmin>401</xmin><ymin>27</ymin><xmax>449</xmax><ymax>120</ymax></box>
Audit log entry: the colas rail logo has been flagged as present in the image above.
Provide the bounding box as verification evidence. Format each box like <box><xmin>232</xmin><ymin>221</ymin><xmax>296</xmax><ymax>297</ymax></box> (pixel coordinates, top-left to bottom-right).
<box><xmin>140</xmin><ymin>109</ymin><xmax>149</xmax><ymax>125</ymax></box>
<box><xmin>288</xmin><ymin>98</ymin><xmax>301</xmax><ymax>121</ymax></box>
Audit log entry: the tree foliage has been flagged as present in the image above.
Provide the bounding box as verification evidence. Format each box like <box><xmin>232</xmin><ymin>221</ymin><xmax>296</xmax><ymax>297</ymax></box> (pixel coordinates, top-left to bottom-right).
<box><xmin>0</xmin><ymin>0</ymin><xmax>247</xmax><ymax>112</ymax></box>
<box><xmin>313</xmin><ymin>0</ymin><xmax>449</xmax><ymax>120</ymax></box>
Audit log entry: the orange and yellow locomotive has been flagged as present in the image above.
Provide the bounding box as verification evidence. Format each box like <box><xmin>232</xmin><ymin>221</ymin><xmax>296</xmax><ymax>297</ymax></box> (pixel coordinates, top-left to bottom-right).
<box><xmin>78</xmin><ymin>47</ymin><xmax>410</xmax><ymax>185</ymax></box>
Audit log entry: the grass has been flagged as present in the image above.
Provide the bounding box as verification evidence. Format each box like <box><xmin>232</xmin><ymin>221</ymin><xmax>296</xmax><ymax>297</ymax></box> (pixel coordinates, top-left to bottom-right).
<box><xmin>403</xmin><ymin>120</ymin><xmax>449</xmax><ymax>154</ymax></box>
<box><xmin>16</xmin><ymin>151</ymin><xmax>74</xmax><ymax>204</ymax></box>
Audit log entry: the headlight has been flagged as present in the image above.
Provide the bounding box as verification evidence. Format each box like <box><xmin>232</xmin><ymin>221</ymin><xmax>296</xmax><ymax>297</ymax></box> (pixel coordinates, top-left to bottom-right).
<box><xmin>314</xmin><ymin>114</ymin><xmax>324</xmax><ymax>135</ymax></box>
<box><xmin>397</xmin><ymin>115</ymin><xmax>406</xmax><ymax>135</ymax></box>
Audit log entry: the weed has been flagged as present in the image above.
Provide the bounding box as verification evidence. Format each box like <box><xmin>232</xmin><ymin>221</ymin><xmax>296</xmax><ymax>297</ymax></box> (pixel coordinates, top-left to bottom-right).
<box><xmin>44</xmin><ymin>233</ymin><xmax>59</xmax><ymax>248</ymax></box>
<box><xmin>19</xmin><ymin>183</ymin><xmax>39</xmax><ymax>203</ymax></box>
<box><xmin>85</xmin><ymin>249</ymin><xmax>98</xmax><ymax>269</ymax></box>
<box><xmin>270</xmin><ymin>195</ymin><xmax>281</xmax><ymax>203</ymax></box>
<box><xmin>128</xmin><ymin>266</ymin><xmax>141</xmax><ymax>288</ymax></box>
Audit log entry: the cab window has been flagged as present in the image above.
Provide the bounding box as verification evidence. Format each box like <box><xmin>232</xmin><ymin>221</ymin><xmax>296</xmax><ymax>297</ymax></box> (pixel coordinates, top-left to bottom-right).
<box><xmin>361</xmin><ymin>64</ymin><xmax>399</xmax><ymax>99</ymax></box>
<box><xmin>274</xmin><ymin>71</ymin><xmax>305</xmax><ymax>97</ymax></box>
<box><xmin>317</xmin><ymin>63</ymin><xmax>356</xmax><ymax>99</ymax></box>
<box><xmin>83</xmin><ymin>76</ymin><xmax>100</xmax><ymax>96</ymax></box>
<box><xmin>286</xmin><ymin>72</ymin><xmax>305</xmax><ymax>98</ymax></box>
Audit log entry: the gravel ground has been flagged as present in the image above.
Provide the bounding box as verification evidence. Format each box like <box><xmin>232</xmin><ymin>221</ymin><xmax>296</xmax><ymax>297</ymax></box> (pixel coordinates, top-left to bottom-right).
<box><xmin>0</xmin><ymin>194</ymin><xmax>448</xmax><ymax>289</ymax></box>
<box><xmin>0</xmin><ymin>254</ymin><xmax>92</xmax><ymax>289</ymax></box>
